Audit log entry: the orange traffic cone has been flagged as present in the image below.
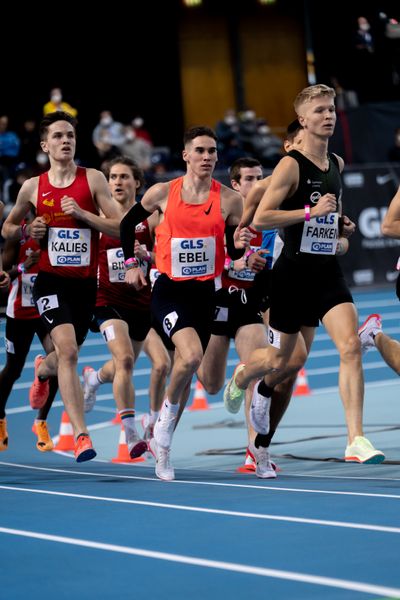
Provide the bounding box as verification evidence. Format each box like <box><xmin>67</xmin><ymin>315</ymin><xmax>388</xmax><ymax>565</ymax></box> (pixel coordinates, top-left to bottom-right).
<box><xmin>54</xmin><ymin>411</ymin><xmax>75</xmax><ymax>451</ymax></box>
<box><xmin>236</xmin><ymin>448</ymin><xmax>256</xmax><ymax>473</ymax></box>
<box><xmin>188</xmin><ymin>380</ymin><xmax>209</xmax><ymax>411</ymax></box>
<box><xmin>293</xmin><ymin>368</ymin><xmax>311</xmax><ymax>396</ymax></box>
<box><xmin>112</xmin><ymin>411</ymin><xmax>122</xmax><ymax>425</ymax></box>
<box><xmin>111</xmin><ymin>426</ymin><xmax>145</xmax><ymax>463</ymax></box>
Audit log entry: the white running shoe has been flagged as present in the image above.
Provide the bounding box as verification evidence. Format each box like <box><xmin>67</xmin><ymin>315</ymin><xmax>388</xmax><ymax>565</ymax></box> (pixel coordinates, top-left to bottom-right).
<box><xmin>82</xmin><ymin>366</ymin><xmax>98</xmax><ymax>413</ymax></box>
<box><xmin>358</xmin><ymin>313</ymin><xmax>382</xmax><ymax>355</ymax></box>
<box><xmin>345</xmin><ymin>436</ymin><xmax>385</xmax><ymax>464</ymax></box>
<box><xmin>248</xmin><ymin>442</ymin><xmax>277</xmax><ymax>479</ymax></box>
<box><xmin>154</xmin><ymin>402</ymin><xmax>177</xmax><ymax>449</ymax></box>
<box><xmin>149</xmin><ymin>437</ymin><xmax>175</xmax><ymax>481</ymax></box>
<box><xmin>249</xmin><ymin>380</ymin><xmax>271</xmax><ymax>435</ymax></box>
<box><xmin>141</xmin><ymin>413</ymin><xmax>154</xmax><ymax>441</ymax></box>
<box><xmin>127</xmin><ymin>430</ymin><xmax>148</xmax><ymax>459</ymax></box>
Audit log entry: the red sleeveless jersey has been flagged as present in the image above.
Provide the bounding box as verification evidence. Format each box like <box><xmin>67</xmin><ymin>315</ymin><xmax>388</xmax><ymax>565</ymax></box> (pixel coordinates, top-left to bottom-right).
<box><xmin>6</xmin><ymin>237</ymin><xmax>40</xmax><ymax>320</ymax></box>
<box><xmin>36</xmin><ymin>167</ymin><xmax>99</xmax><ymax>279</ymax></box>
<box><xmin>155</xmin><ymin>177</ymin><xmax>225</xmax><ymax>281</ymax></box>
<box><xmin>96</xmin><ymin>219</ymin><xmax>152</xmax><ymax>310</ymax></box>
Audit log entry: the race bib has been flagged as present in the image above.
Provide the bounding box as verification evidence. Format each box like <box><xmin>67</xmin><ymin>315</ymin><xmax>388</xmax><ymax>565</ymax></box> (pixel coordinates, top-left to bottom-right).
<box><xmin>171</xmin><ymin>237</ymin><xmax>215</xmax><ymax>278</ymax></box>
<box><xmin>48</xmin><ymin>227</ymin><xmax>91</xmax><ymax>266</ymax></box>
<box><xmin>21</xmin><ymin>273</ymin><xmax>36</xmax><ymax>307</ymax></box>
<box><xmin>300</xmin><ymin>213</ymin><xmax>338</xmax><ymax>255</ymax></box>
<box><xmin>107</xmin><ymin>246</ymin><xmax>149</xmax><ymax>282</ymax></box>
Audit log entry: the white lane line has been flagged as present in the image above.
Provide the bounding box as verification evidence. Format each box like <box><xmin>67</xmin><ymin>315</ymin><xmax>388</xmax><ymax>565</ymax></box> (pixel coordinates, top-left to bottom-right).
<box><xmin>1</xmin><ymin>485</ymin><xmax>400</xmax><ymax>534</ymax></box>
<box><xmin>0</xmin><ymin>526</ymin><xmax>399</xmax><ymax>597</ymax></box>
<box><xmin>1</xmin><ymin>461</ymin><xmax>400</xmax><ymax>498</ymax></box>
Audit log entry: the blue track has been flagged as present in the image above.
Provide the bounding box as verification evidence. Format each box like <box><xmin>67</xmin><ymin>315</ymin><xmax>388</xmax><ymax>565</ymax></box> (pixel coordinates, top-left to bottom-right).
<box><xmin>1</xmin><ymin>287</ymin><xmax>400</xmax><ymax>599</ymax></box>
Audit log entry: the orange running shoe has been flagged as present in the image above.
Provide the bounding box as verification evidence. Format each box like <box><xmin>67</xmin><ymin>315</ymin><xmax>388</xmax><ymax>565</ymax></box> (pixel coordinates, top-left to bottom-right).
<box><xmin>29</xmin><ymin>355</ymin><xmax>49</xmax><ymax>409</ymax></box>
<box><xmin>35</xmin><ymin>420</ymin><xmax>54</xmax><ymax>452</ymax></box>
<box><xmin>74</xmin><ymin>434</ymin><xmax>97</xmax><ymax>463</ymax></box>
<box><xmin>0</xmin><ymin>418</ymin><xmax>8</xmax><ymax>451</ymax></box>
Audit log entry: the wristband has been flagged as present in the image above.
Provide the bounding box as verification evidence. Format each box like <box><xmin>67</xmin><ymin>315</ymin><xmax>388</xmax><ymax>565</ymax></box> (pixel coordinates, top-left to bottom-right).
<box><xmin>17</xmin><ymin>263</ymin><xmax>26</xmax><ymax>274</ymax></box>
<box><xmin>304</xmin><ymin>205</ymin><xmax>311</xmax><ymax>222</ymax></box>
<box><xmin>224</xmin><ymin>257</ymin><xmax>234</xmax><ymax>271</ymax></box>
<box><xmin>244</xmin><ymin>248</ymin><xmax>255</xmax><ymax>266</ymax></box>
<box><xmin>124</xmin><ymin>257</ymin><xmax>139</xmax><ymax>270</ymax></box>
<box><xmin>143</xmin><ymin>250</ymin><xmax>152</xmax><ymax>263</ymax></box>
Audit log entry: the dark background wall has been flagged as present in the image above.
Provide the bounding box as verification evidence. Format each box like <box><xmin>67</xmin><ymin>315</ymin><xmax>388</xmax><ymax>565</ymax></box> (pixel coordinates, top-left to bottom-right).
<box><xmin>1</xmin><ymin>0</ymin><xmax>399</xmax><ymax>164</ymax></box>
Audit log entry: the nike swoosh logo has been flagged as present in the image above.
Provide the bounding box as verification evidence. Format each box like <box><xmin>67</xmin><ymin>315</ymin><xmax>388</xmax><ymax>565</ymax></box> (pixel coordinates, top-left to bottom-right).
<box><xmin>376</xmin><ymin>174</ymin><xmax>392</xmax><ymax>185</ymax></box>
<box><xmin>204</xmin><ymin>203</ymin><xmax>213</xmax><ymax>215</ymax></box>
<box><xmin>44</xmin><ymin>315</ymin><xmax>54</xmax><ymax>324</ymax></box>
<box><xmin>42</xmin><ymin>191</ymin><xmax>52</xmax><ymax>197</ymax></box>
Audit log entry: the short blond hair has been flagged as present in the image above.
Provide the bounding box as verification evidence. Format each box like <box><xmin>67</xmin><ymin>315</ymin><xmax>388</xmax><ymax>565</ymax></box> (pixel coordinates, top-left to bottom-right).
<box><xmin>294</xmin><ymin>84</ymin><xmax>335</xmax><ymax>115</ymax></box>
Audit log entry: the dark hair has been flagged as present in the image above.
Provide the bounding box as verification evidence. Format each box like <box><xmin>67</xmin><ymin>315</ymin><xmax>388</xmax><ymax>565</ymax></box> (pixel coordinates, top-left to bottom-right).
<box><xmin>285</xmin><ymin>119</ymin><xmax>303</xmax><ymax>143</ymax></box>
<box><xmin>107</xmin><ymin>156</ymin><xmax>145</xmax><ymax>192</ymax></box>
<box><xmin>39</xmin><ymin>111</ymin><xmax>77</xmax><ymax>140</ymax></box>
<box><xmin>229</xmin><ymin>157</ymin><xmax>262</xmax><ymax>182</ymax></box>
<box><xmin>183</xmin><ymin>125</ymin><xmax>217</xmax><ymax>146</ymax></box>
<box><xmin>286</xmin><ymin>119</ymin><xmax>301</xmax><ymax>136</ymax></box>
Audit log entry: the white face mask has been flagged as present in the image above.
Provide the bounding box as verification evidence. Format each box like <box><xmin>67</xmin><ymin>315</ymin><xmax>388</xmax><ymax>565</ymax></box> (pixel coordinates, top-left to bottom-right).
<box><xmin>224</xmin><ymin>116</ymin><xmax>237</xmax><ymax>126</ymax></box>
<box><xmin>396</xmin><ymin>135</ymin><xmax>400</xmax><ymax>144</ymax></box>
<box><xmin>359</xmin><ymin>23</ymin><xmax>370</xmax><ymax>31</ymax></box>
<box><xmin>243</xmin><ymin>110</ymin><xmax>256</xmax><ymax>121</ymax></box>
<box><xmin>125</xmin><ymin>130</ymin><xmax>136</xmax><ymax>141</ymax></box>
<box><xmin>258</xmin><ymin>125</ymin><xmax>271</xmax><ymax>135</ymax></box>
<box><xmin>51</xmin><ymin>94</ymin><xmax>62</xmax><ymax>103</ymax></box>
<box><xmin>36</xmin><ymin>152</ymin><xmax>48</xmax><ymax>166</ymax></box>
<box><xmin>101</xmin><ymin>116</ymin><xmax>112</xmax><ymax>127</ymax></box>
<box><xmin>133</xmin><ymin>117</ymin><xmax>143</xmax><ymax>128</ymax></box>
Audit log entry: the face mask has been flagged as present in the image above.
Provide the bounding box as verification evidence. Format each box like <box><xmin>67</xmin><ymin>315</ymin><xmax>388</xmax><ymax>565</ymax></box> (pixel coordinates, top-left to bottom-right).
<box><xmin>359</xmin><ymin>23</ymin><xmax>370</xmax><ymax>31</ymax></box>
<box><xmin>224</xmin><ymin>116</ymin><xmax>236</xmax><ymax>126</ymax></box>
<box><xmin>36</xmin><ymin>152</ymin><xmax>48</xmax><ymax>166</ymax></box>
<box><xmin>243</xmin><ymin>110</ymin><xmax>256</xmax><ymax>121</ymax></box>
<box><xmin>396</xmin><ymin>135</ymin><xmax>400</xmax><ymax>144</ymax></box>
<box><xmin>51</xmin><ymin>94</ymin><xmax>62</xmax><ymax>103</ymax></box>
<box><xmin>101</xmin><ymin>117</ymin><xmax>112</xmax><ymax>127</ymax></box>
<box><xmin>133</xmin><ymin>117</ymin><xmax>143</xmax><ymax>128</ymax></box>
<box><xmin>125</xmin><ymin>130</ymin><xmax>136</xmax><ymax>141</ymax></box>
<box><xmin>258</xmin><ymin>125</ymin><xmax>270</xmax><ymax>135</ymax></box>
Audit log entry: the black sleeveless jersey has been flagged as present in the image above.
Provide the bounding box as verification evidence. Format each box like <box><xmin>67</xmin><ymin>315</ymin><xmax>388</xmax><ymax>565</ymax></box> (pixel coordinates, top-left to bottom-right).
<box><xmin>281</xmin><ymin>150</ymin><xmax>342</xmax><ymax>266</ymax></box>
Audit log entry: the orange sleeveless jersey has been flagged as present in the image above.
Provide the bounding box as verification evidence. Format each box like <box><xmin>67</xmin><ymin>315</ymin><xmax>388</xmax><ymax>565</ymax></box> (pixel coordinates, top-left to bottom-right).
<box><xmin>36</xmin><ymin>167</ymin><xmax>99</xmax><ymax>279</ymax></box>
<box><xmin>155</xmin><ymin>177</ymin><xmax>225</xmax><ymax>281</ymax></box>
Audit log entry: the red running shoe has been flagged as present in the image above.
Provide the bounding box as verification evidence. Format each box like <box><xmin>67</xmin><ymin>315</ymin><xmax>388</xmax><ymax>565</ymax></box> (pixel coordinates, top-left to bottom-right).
<box><xmin>29</xmin><ymin>355</ymin><xmax>49</xmax><ymax>409</ymax></box>
<box><xmin>74</xmin><ymin>434</ymin><xmax>97</xmax><ymax>463</ymax></box>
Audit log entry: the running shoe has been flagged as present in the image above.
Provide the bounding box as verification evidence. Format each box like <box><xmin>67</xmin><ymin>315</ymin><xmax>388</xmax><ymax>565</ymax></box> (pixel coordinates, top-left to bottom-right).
<box><xmin>248</xmin><ymin>441</ymin><xmax>277</xmax><ymax>479</ymax></box>
<box><xmin>141</xmin><ymin>413</ymin><xmax>154</xmax><ymax>441</ymax></box>
<box><xmin>82</xmin><ymin>366</ymin><xmax>98</xmax><ymax>413</ymax></box>
<box><xmin>127</xmin><ymin>430</ymin><xmax>148</xmax><ymax>459</ymax></box>
<box><xmin>358</xmin><ymin>314</ymin><xmax>382</xmax><ymax>355</ymax></box>
<box><xmin>154</xmin><ymin>402</ymin><xmax>177</xmax><ymax>449</ymax></box>
<box><xmin>74</xmin><ymin>434</ymin><xmax>97</xmax><ymax>463</ymax></box>
<box><xmin>35</xmin><ymin>420</ymin><xmax>54</xmax><ymax>452</ymax></box>
<box><xmin>344</xmin><ymin>436</ymin><xmax>385</xmax><ymax>464</ymax></box>
<box><xmin>249</xmin><ymin>380</ymin><xmax>271</xmax><ymax>435</ymax></box>
<box><xmin>29</xmin><ymin>355</ymin><xmax>49</xmax><ymax>409</ymax></box>
<box><xmin>148</xmin><ymin>437</ymin><xmax>174</xmax><ymax>481</ymax></box>
<box><xmin>0</xmin><ymin>418</ymin><xmax>8</xmax><ymax>451</ymax></box>
<box><xmin>223</xmin><ymin>363</ymin><xmax>246</xmax><ymax>414</ymax></box>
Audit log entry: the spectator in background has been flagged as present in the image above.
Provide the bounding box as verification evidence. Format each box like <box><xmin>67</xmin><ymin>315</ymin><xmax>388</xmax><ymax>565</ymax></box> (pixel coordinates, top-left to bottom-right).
<box><xmin>121</xmin><ymin>126</ymin><xmax>152</xmax><ymax>172</ymax></box>
<box><xmin>43</xmin><ymin>87</ymin><xmax>78</xmax><ymax>118</ymax></box>
<box><xmin>238</xmin><ymin>109</ymin><xmax>258</xmax><ymax>154</ymax></box>
<box><xmin>252</xmin><ymin>121</ymin><xmax>283</xmax><ymax>168</ymax></box>
<box><xmin>18</xmin><ymin>119</ymin><xmax>39</xmax><ymax>169</ymax></box>
<box><xmin>330</xmin><ymin>77</ymin><xmax>359</xmax><ymax>112</ymax></box>
<box><xmin>0</xmin><ymin>116</ymin><xmax>20</xmax><ymax>201</ymax></box>
<box><xmin>215</xmin><ymin>109</ymin><xmax>243</xmax><ymax>165</ymax></box>
<box><xmin>92</xmin><ymin>111</ymin><xmax>125</xmax><ymax>164</ymax></box>
<box><xmin>132</xmin><ymin>117</ymin><xmax>152</xmax><ymax>145</ymax></box>
<box><xmin>355</xmin><ymin>16</ymin><xmax>374</xmax><ymax>53</ymax></box>
<box><xmin>353</xmin><ymin>17</ymin><xmax>376</xmax><ymax>102</ymax></box>
<box><xmin>388</xmin><ymin>127</ymin><xmax>400</xmax><ymax>162</ymax></box>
